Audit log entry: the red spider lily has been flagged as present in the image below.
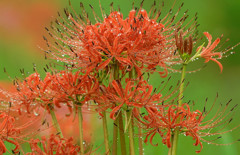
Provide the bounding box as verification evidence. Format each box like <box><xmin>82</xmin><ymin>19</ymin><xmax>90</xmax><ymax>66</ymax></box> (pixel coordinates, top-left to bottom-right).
<box><xmin>80</xmin><ymin>10</ymin><xmax>168</xmax><ymax>76</ymax></box>
<box><xmin>3</xmin><ymin>71</ymin><xmax>99</xmax><ymax>114</ymax></box>
<box><xmin>93</xmin><ymin>76</ymin><xmax>180</xmax><ymax>119</ymax></box>
<box><xmin>142</xmin><ymin>104</ymin><xmax>188</xmax><ymax>148</ymax></box>
<box><xmin>0</xmin><ymin>112</ymin><xmax>41</xmax><ymax>154</ymax></box>
<box><xmin>42</xmin><ymin>71</ymin><xmax>99</xmax><ymax>111</ymax></box>
<box><xmin>141</xmin><ymin>100</ymin><xmax>240</xmax><ymax>153</ymax></box>
<box><xmin>26</xmin><ymin>134</ymin><xmax>80</xmax><ymax>155</ymax></box>
<box><xmin>10</xmin><ymin>73</ymin><xmax>44</xmax><ymax>114</ymax></box>
<box><xmin>0</xmin><ymin>112</ymin><xmax>20</xmax><ymax>154</ymax></box>
<box><xmin>199</xmin><ymin>32</ymin><xmax>223</xmax><ymax>72</ymax></box>
<box><xmin>94</xmin><ymin>79</ymin><xmax>162</xmax><ymax>120</ymax></box>
<box><xmin>44</xmin><ymin>2</ymin><xmax>198</xmax><ymax>77</ymax></box>
<box><xmin>1</xmin><ymin>72</ymin><xmax>50</xmax><ymax>113</ymax></box>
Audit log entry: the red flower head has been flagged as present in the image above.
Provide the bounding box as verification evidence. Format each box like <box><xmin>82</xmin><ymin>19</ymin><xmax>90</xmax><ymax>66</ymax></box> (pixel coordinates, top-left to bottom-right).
<box><xmin>44</xmin><ymin>2</ymin><xmax>196</xmax><ymax>77</ymax></box>
<box><xmin>80</xmin><ymin>9</ymin><xmax>168</xmax><ymax>76</ymax></box>
<box><xmin>141</xmin><ymin>99</ymin><xmax>240</xmax><ymax>153</ymax></box>
<box><xmin>10</xmin><ymin>73</ymin><xmax>44</xmax><ymax>114</ymax></box>
<box><xmin>42</xmin><ymin>71</ymin><xmax>99</xmax><ymax>112</ymax></box>
<box><xmin>5</xmin><ymin>71</ymin><xmax>99</xmax><ymax>115</ymax></box>
<box><xmin>142</xmin><ymin>104</ymin><xmax>188</xmax><ymax>148</ymax></box>
<box><xmin>94</xmin><ymin>79</ymin><xmax>162</xmax><ymax>120</ymax></box>
<box><xmin>26</xmin><ymin>134</ymin><xmax>80</xmax><ymax>155</ymax></box>
<box><xmin>0</xmin><ymin>112</ymin><xmax>20</xmax><ymax>154</ymax></box>
<box><xmin>0</xmin><ymin>111</ymin><xmax>40</xmax><ymax>154</ymax></box>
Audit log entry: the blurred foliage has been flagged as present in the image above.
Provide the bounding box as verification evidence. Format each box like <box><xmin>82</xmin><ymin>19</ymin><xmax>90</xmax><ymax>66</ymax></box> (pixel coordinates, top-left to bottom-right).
<box><xmin>0</xmin><ymin>0</ymin><xmax>240</xmax><ymax>154</ymax></box>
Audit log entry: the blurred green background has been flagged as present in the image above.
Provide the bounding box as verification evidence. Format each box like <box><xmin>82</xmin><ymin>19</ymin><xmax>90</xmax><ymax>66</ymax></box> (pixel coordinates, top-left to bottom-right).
<box><xmin>0</xmin><ymin>0</ymin><xmax>239</xmax><ymax>154</ymax></box>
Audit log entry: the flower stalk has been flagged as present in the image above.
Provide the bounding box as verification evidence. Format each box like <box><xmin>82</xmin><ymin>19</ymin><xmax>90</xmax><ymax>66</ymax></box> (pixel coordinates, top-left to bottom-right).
<box><xmin>118</xmin><ymin>111</ymin><xmax>127</xmax><ymax>155</ymax></box>
<box><xmin>138</xmin><ymin>109</ymin><xmax>144</xmax><ymax>155</ymax></box>
<box><xmin>112</xmin><ymin>61</ymin><xmax>120</xmax><ymax>155</ymax></box>
<box><xmin>1</xmin><ymin>1</ymin><xmax>238</xmax><ymax>154</ymax></box>
<box><xmin>169</xmin><ymin>63</ymin><xmax>187</xmax><ymax>155</ymax></box>
<box><xmin>127</xmin><ymin>109</ymin><xmax>135</xmax><ymax>155</ymax></box>
<box><xmin>78</xmin><ymin>106</ymin><xmax>85</xmax><ymax>155</ymax></box>
<box><xmin>49</xmin><ymin>106</ymin><xmax>63</xmax><ymax>138</ymax></box>
<box><xmin>112</xmin><ymin>117</ymin><xmax>119</xmax><ymax>155</ymax></box>
<box><xmin>102</xmin><ymin>111</ymin><xmax>110</xmax><ymax>154</ymax></box>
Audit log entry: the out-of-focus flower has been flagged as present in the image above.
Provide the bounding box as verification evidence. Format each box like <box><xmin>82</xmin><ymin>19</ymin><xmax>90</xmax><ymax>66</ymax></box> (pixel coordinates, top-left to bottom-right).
<box><xmin>41</xmin><ymin>105</ymin><xmax>93</xmax><ymax>144</ymax></box>
<box><xmin>1</xmin><ymin>71</ymin><xmax>99</xmax><ymax>114</ymax></box>
<box><xmin>9</xmin><ymin>73</ymin><xmax>44</xmax><ymax>114</ymax></box>
<box><xmin>141</xmin><ymin>101</ymin><xmax>240</xmax><ymax>153</ymax></box>
<box><xmin>26</xmin><ymin>134</ymin><xmax>80</xmax><ymax>155</ymax></box>
<box><xmin>0</xmin><ymin>112</ymin><xmax>20</xmax><ymax>154</ymax></box>
<box><xmin>42</xmin><ymin>71</ymin><xmax>99</xmax><ymax>112</ymax></box>
<box><xmin>0</xmin><ymin>0</ymin><xmax>58</xmax><ymax>53</ymax></box>
<box><xmin>0</xmin><ymin>111</ymin><xmax>41</xmax><ymax>154</ymax></box>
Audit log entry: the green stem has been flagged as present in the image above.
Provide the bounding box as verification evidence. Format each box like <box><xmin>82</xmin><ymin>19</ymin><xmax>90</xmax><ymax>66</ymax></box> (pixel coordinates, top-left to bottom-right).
<box><xmin>118</xmin><ymin>111</ymin><xmax>127</xmax><ymax>155</ymax></box>
<box><xmin>78</xmin><ymin>106</ymin><xmax>85</xmax><ymax>155</ymax></box>
<box><xmin>168</xmin><ymin>134</ymin><xmax>174</xmax><ymax>155</ymax></box>
<box><xmin>112</xmin><ymin>116</ymin><xmax>119</xmax><ymax>155</ymax></box>
<box><xmin>112</xmin><ymin>61</ymin><xmax>120</xmax><ymax>155</ymax></box>
<box><xmin>113</xmin><ymin>61</ymin><xmax>119</xmax><ymax>80</ymax></box>
<box><xmin>138</xmin><ymin>129</ymin><xmax>143</xmax><ymax>155</ymax></box>
<box><xmin>171</xmin><ymin>128</ymin><xmax>179</xmax><ymax>155</ymax></box>
<box><xmin>127</xmin><ymin>56</ymin><xmax>141</xmax><ymax>152</ymax></box>
<box><xmin>178</xmin><ymin>64</ymin><xmax>186</xmax><ymax>107</ymax></box>
<box><xmin>49</xmin><ymin>108</ymin><xmax>63</xmax><ymax>138</ymax></box>
<box><xmin>137</xmin><ymin>110</ymin><xmax>144</xmax><ymax>155</ymax></box>
<box><xmin>102</xmin><ymin>111</ymin><xmax>110</xmax><ymax>154</ymax></box>
<box><xmin>169</xmin><ymin>64</ymin><xmax>187</xmax><ymax>155</ymax></box>
<box><xmin>127</xmin><ymin>110</ymin><xmax>135</xmax><ymax>155</ymax></box>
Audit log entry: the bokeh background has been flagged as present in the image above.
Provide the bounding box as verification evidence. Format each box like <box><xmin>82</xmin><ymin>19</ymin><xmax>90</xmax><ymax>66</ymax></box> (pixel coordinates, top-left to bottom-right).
<box><xmin>0</xmin><ymin>0</ymin><xmax>240</xmax><ymax>154</ymax></box>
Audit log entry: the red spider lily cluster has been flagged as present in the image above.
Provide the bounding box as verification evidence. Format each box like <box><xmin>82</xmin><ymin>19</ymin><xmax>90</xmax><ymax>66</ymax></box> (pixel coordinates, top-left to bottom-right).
<box><xmin>45</xmin><ymin>2</ymin><xmax>187</xmax><ymax>78</ymax></box>
<box><xmin>0</xmin><ymin>1</ymin><xmax>239</xmax><ymax>155</ymax></box>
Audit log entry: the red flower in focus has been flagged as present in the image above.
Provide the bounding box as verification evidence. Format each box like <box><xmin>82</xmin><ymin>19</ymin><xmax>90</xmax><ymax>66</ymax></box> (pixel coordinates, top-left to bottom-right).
<box><xmin>199</xmin><ymin>32</ymin><xmax>222</xmax><ymax>72</ymax></box>
<box><xmin>141</xmin><ymin>101</ymin><xmax>240</xmax><ymax>153</ymax></box>
<box><xmin>80</xmin><ymin>10</ymin><xmax>168</xmax><ymax>76</ymax></box>
<box><xmin>44</xmin><ymin>3</ymin><xmax>193</xmax><ymax>77</ymax></box>
<box><xmin>142</xmin><ymin>104</ymin><xmax>188</xmax><ymax>148</ymax></box>
<box><xmin>94</xmin><ymin>79</ymin><xmax>162</xmax><ymax>120</ymax></box>
<box><xmin>26</xmin><ymin>134</ymin><xmax>80</xmax><ymax>155</ymax></box>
